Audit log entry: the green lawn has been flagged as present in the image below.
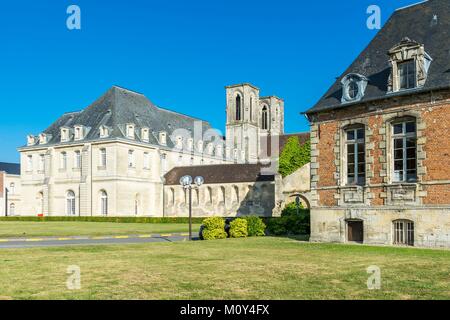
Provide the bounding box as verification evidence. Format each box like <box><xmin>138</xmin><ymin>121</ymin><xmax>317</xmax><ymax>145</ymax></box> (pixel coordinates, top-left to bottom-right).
<box><xmin>0</xmin><ymin>237</ymin><xmax>450</xmax><ymax>300</ymax></box>
<box><xmin>0</xmin><ymin>221</ymin><xmax>201</xmax><ymax>238</ymax></box>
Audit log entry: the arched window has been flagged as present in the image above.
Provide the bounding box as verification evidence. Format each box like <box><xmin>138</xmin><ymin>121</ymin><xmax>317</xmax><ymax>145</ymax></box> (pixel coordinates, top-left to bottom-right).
<box><xmin>9</xmin><ymin>203</ymin><xmax>15</xmax><ymax>216</ymax></box>
<box><xmin>250</xmin><ymin>97</ymin><xmax>253</xmax><ymax>122</ymax></box>
<box><xmin>262</xmin><ymin>106</ymin><xmax>268</xmax><ymax>130</ymax></box>
<box><xmin>37</xmin><ymin>192</ymin><xmax>44</xmax><ymax>215</ymax></box>
<box><xmin>235</xmin><ymin>95</ymin><xmax>242</xmax><ymax>121</ymax></box>
<box><xmin>9</xmin><ymin>183</ymin><xmax>15</xmax><ymax>195</ymax></box>
<box><xmin>233</xmin><ymin>186</ymin><xmax>239</xmax><ymax>203</ymax></box>
<box><xmin>393</xmin><ymin>220</ymin><xmax>414</xmax><ymax>246</ymax></box>
<box><xmin>169</xmin><ymin>188</ymin><xmax>175</xmax><ymax>205</ymax></box>
<box><xmin>66</xmin><ymin>191</ymin><xmax>76</xmax><ymax>216</ymax></box>
<box><xmin>207</xmin><ymin>187</ymin><xmax>213</xmax><ymax>205</ymax></box>
<box><xmin>220</xmin><ymin>186</ymin><xmax>226</xmax><ymax>205</ymax></box>
<box><xmin>100</xmin><ymin>190</ymin><xmax>108</xmax><ymax>216</ymax></box>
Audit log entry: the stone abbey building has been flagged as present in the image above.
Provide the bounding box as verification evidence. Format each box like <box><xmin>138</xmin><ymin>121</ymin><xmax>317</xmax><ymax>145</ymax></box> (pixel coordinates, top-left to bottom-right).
<box><xmin>305</xmin><ymin>0</ymin><xmax>450</xmax><ymax>248</ymax></box>
<box><xmin>10</xmin><ymin>84</ymin><xmax>309</xmax><ymax>217</ymax></box>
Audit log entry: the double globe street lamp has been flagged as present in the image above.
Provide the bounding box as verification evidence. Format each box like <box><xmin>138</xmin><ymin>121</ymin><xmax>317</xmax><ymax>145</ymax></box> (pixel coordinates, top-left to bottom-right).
<box><xmin>179</xmin><ymin>175</ymin><xmax>204</xmax><ymax>240</ymax></box>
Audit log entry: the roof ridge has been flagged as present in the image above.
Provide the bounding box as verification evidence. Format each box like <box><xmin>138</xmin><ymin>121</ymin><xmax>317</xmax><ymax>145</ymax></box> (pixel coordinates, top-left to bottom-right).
<box><xmin>396</xmin><ymin>0</ymin><xmax>429</xmax><ymax>11</ymax></box>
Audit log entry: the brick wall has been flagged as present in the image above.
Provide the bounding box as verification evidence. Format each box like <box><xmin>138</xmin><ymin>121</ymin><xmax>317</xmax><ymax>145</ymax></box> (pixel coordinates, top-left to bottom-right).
<box><xmin>310</xmin><ymin>89</ymin><xmax>450</xmax><ymax>208</ymax></box>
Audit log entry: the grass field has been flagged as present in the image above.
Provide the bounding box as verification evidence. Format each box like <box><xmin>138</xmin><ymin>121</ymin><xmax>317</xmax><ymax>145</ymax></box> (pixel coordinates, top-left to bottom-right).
<box><xmin>0</xmin><ymin>237</ymin><xmax>450</xmax><ymax>300</ymax></box>
<box><xmin>0</xmin><ymin>221</ymin><xmax>201</xmax><ymax>238</ymax></box>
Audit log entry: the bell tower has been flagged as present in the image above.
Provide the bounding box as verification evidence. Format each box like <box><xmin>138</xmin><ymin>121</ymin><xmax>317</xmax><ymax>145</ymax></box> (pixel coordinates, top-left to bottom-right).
<box><xmin>225</xmin><ymin>83</ymin><xmax>260</xmax><ymax>163</ymax></box>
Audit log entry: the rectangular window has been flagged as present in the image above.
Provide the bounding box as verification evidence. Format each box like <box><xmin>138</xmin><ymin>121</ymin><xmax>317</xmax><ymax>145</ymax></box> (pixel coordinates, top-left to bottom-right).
<box><xmin>143</xmin><ymin>152</ymin><xmax>150</xmax><ymax>169</ymax></box>
<box><xmin>392</xmin><ymin>121</ymin><xmax>417</xmax><ymax>182</ymax></box>
<box><xmin>394</xmin><ymin>221</ymin><xmax>414</xmax><ymax>246</ymax></box>
<box><xmin>60</xmin><ymin>152</ymin><xmax>67</xmax><ymax>170</ymax></box>
<box><xmin>75</xmin><ymin>151</ymin><xmax>82</xmax><ymax>169</ymax></box>
<box><xmin>346</xmin><ymin>127</ymin><xmax>366</xmax><ymax>185</ymax></box>
<box><xmin>39</xmin><ymin>154</ymin><xmax>45</xmax><ymax>172</ymax></box>
<box><xmin>398</xmin><ymin>60</ymin><xmax>416</xmax><ymax>90</ymax></box>
<box><xmin>100</xmin><ymin>149</ymin><xmax>107</xmax><ymax>167</ymax></box>
<box><xmin>128</xmin><ymin>150</ymin><xmax>135</xmax><ymax>168</ymax></box>
<box><xmin>27</xmin><ymin>155</ymin><xmax>33</xmax><ymax>172</ymax></box>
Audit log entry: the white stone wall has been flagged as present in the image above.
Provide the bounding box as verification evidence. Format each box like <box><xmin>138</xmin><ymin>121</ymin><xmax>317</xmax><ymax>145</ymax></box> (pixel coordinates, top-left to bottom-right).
<box><xmin>164</xmin><ymin>181</ymin><xmax>276</xmax><ymax>217</ymax></box>
<box><xmin>0</xmin><ymin>174</ymin><xmax>21</xmax><ymax>216</ymax></box>
<box><xmin>18</xmin><ymin>139</ymin><xmax>231</xmax><ymax>217</ymax></box>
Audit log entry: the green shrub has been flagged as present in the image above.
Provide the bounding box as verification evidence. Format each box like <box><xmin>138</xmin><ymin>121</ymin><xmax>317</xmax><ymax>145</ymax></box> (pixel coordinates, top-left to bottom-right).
<box><xmin>229</xmin><ymin>218</ymin><xmax>248</xmax><ymax>238</ymax></box>
<box><xmin>245</xmin><ymin>216</ymin><xmax>266</xmax><ymax>237</ymax></box>
<box><xmin>266</xmin><ymin>208</ymin><xmax>310</xmax><ymax>236</ymax></box>
<box><xmin>202</xmin><ymin>217</ymin><xmax>227</xmax><ymax>240</ymax></box>
<box><xmin>203</xmin><ymin>228</ymin><xmax>228</xmax><ymax>240</ymax></box>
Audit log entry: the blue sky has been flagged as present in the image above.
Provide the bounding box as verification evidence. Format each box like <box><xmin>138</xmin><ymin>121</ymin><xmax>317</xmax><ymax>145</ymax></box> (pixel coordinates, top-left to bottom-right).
<box><xmin>0</xmin><ymin>0</ymin><xmax>419</xmax><ymax>162</ymax></box>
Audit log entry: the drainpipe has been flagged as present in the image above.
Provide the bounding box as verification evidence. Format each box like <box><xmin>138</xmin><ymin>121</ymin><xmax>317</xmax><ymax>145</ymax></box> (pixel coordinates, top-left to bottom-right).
<box><xmin>5</xmin><ymin>187</ymin><xmax>8</xmax><ymax>217</ymax></box>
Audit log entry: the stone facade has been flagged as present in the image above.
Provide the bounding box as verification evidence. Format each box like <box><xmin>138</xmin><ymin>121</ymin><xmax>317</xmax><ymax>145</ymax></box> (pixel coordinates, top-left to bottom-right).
<box><xmin>10</xmin><ymin>84</ymin><xmax>308</xmax><ymax>217</ymax></box>
<box><xmin>306</xmin><ymin>0</ymin><xmax>450</xmax><ymax>248</ymax></box>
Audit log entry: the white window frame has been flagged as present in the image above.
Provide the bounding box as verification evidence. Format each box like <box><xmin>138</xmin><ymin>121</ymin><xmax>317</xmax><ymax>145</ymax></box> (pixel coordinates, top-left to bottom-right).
<box><xmin>27</xmin><ymin>155</ymin><xmax>33</xmax><ymax>172</ymax></box>
<box><xmin>74</xmin><ymin>151</ymin><xmax>82</xmax><ymax>169</ymax></box>
<box><xmin>60</xmin><ymin>152</ymin><xmax>67</xmax><ymax>170</ymax></box>
<box><xmin>143</xmin><ymin>152</ymin><xmax>150</xmax><ymax>169</ymax></box>
<box><xmin>128</xmin><ymin>150</ymin><xmax>135</xmax><ymax>168</ymax></box>
<box><xmin>100</xmin><ymin>191</ymin><xmax>108</xmax><ymax>216</ymax></box>
<box><xmin>66</xmin><ymin>191</ymin><xmax>76</xmax><ymax>216</ymax></box>
<box><xmin>100</xmin><ymin>148</ymin><xmax>107</xmax><ymax>167</ymax></box>
<box><xmin>345</xmin><ymin>126</ymin><xmax>366</xmax><ymax>186</ymax></box>
<box><xmin>392</xmin><ymin>120</ymin><xmax>417</xmax><ymax>183</ymax></box>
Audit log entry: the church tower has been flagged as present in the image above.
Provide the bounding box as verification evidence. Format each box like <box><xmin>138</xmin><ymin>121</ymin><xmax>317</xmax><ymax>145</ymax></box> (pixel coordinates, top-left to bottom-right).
<box><xmin>225</xmin><ymin>84</ymin><xmax>260</xmax><ymax>163</ymax></box>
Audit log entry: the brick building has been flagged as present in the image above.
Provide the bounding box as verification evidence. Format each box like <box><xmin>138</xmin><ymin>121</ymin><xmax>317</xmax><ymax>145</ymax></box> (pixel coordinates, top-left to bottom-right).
<box><xmin>305</xmin><ymin>0</ymin><xmax>450</xmax><ymax>247</ymax></box>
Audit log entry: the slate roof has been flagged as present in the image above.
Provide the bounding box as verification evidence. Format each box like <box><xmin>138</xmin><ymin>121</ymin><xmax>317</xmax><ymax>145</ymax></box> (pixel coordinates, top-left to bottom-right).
<box><xmin>164</xmin><ymin>164</ymin><xmax>275</xmax><ymax>185</ymax></box>
<box><xmin>306</xmin><ymin>0</ymin><xmax>450</xmax><ymax>115</ymax></box>
<box><xmin>26</xmin><ymin>86</ymin><xmax>217</xmax><ymax>149</ymax></box>
<box><xmin>0</xmin><ymin>162</ymin><xmax>20</xmax><ymax>175</ymax></box>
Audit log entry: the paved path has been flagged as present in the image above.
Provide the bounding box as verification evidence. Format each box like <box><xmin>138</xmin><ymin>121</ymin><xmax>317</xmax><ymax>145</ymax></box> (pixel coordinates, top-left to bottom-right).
<box><xmin>0</xmin><ymin>233</ymin><xmax>200</xmax><ymax>249</ymax></box>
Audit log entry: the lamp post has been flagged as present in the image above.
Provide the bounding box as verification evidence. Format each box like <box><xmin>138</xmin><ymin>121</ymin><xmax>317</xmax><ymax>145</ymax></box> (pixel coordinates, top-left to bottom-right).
<box><xmin>180</xmin><ymin>175</ymin><xmax>204</xmax><ymax>240</ymax></box>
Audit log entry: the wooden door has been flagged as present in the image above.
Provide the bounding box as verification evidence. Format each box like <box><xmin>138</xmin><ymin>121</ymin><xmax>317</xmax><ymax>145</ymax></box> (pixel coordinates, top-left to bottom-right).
<box><xmin>347</xmin><ymin>221</ymin><xmax>363</xmax><ymax>243</ymax></box>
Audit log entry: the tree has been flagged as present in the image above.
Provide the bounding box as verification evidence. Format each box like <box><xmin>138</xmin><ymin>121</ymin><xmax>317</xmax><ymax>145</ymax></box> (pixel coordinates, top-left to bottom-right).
<box><xmin>278</xmin><ymin>136</ymin><xmax>311</xmax><ymax>178</ymax></box>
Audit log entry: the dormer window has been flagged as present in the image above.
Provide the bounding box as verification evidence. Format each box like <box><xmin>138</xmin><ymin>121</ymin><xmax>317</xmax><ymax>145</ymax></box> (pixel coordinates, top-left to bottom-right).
<box><xmin>187</xmin><ymin>138</ymin><xmax>194</xmax><ymax>151</ymax></box>
<box><xmin>99</xmin><ymin>125</ymin><xmax>110</xmax><ymax>138</ymax></box>
<box><xmin>159</xmin><ymin>131</ymin><xmax>167</xmax><ymax>145</ymax></box>
<box><xmin>60</xmin><ymin>128</ymin><xmax>70</xmax><ymax>143</ymax></box>
<box><xmin>176</xmin><ymin>136</ymin><xmax>183</xmax><ymax>149</ymax></box>
<box><xmin>197</xmin><ymin>140</ymin><xmax>204</xmax><ymax>153</ymax></box>
<box><xmin>141</xmin><ymin>127</ymin><xmax>150</xmax><ymax>142</ymax></box>
<box><xmin>126</xmin><ymin>124</ymin><xmax>135</xmax><ymax>139</ymax></box>
<box><xmin>341</xmin><ymin>74</ymin><xmax>368</xmax><ymax>103</ymax></box>
<box><xmin>39</xmin><ymin>133</ymin><xmax>51</xmax><ymax>144</ymax></box>
<box><xmin>27</xmin><ymin>135</ymin><xmax>36</xmax><ymax>146</ymax></box>
<box><xmin>398</xmin><ymin>60</ymin><xmax>416</xmax><ymax>90</ymax></box>
<box><xmin>74</xmin><ymin>125</ymin><xmax>85</xmax><ymax>141</ymax></box>
<box><xmin>388</xmin><ymin>37</ymin><xmax>432</xmax><ymax>93</ymax></box>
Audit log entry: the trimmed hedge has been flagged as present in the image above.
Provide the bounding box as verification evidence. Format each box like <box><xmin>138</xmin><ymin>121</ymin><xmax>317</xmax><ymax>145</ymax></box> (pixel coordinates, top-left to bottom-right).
<box><xmin>202</xmin><ymin>217</ymin><xmax>228</xmax><ymax>240</ymax></box>
<box><xmin>0</xmin><ymin>216</ymin><xmax>205</xmax><ymax>224</ymax></box>
<box><xmin>266</xmin><ymin>208</ymin><xmax>310</xmax><ymax>236</ymax></box>
<box><xmin>245</xmin><ymin>216</ymin><xmax>266</xmax><ymax>237</ymax></box>
<box><xmin>229</xmin><ymin>218</ymin><xmax>248</xmax><ymax>238</ymax></box>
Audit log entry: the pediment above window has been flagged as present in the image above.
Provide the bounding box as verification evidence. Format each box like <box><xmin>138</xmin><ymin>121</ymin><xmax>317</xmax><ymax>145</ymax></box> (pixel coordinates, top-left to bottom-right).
<box><xmin>341</xmin><ymin>73</ymin><xmax>369</xmax><ymax>103</ymax></box>
<box><xmin>387</xmin><ymin>37</ymin><xmax>432</xmax><ymax>92</ymax></box>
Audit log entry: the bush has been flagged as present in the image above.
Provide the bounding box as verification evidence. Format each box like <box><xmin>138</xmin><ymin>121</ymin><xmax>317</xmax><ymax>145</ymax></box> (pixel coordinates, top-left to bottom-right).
<box><xmin>279</xmin><ymin>136</ymin><xmax>311</xmax><ymax>178</ymax></box>
<box><xmin>245</xmin><ymin>216</ymin><xmax>266</xmax><ymax>237</ymax></box>
<box><xmin>266</xmin><ymin>207</ymin><xmax>310</xmax><ymax>236</ymax></box>
<box><xmin>202</xmin><ymin>217</ymin><xmax>227</xmax><ymax>240</ymax></box>
<box><xmin>229</xmin><ymin>218</ymin><xmax>248</xmax><ymax>238</ymax></box>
